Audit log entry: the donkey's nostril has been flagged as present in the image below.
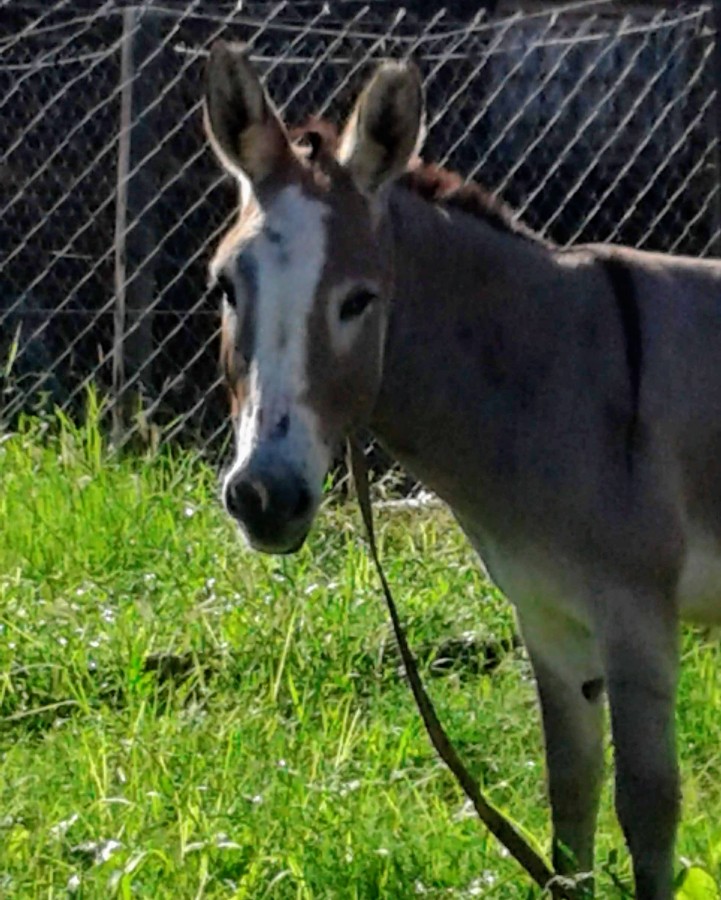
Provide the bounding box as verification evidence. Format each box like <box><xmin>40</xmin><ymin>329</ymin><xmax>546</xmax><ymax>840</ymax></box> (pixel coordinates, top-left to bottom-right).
<box><xmin>271</xmin><ymin>414</ymin><xmax>290</xmax><ymax>440</ymax></box>
<box><xmin>226</xmin><ymin>478</ymin><xmax>263</xmax><ymax>522</ymax></box>
<box><xmin>293</xmin><ymin>484</ymin><xmax>312</xmax><ymax>519</ymax></box>
<box><xmin>225</xmin><ymin>470</ymin><xmax>313</xmax><ymax>550</ymax></box>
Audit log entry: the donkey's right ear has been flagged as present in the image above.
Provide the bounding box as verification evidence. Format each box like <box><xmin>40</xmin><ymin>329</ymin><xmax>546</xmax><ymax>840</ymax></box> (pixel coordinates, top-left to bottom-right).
<box><xmin>204</xmin><ymin>41</ymin><xmax>290</xmax><ymax>184</ymax></box>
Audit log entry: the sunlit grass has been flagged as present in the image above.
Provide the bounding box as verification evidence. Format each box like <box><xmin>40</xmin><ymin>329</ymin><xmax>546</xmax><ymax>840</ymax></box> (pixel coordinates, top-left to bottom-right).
<box><xmin>1</xmin><ymin>410</ymin><xmax>720</xmax><ymax>897</ymax></box>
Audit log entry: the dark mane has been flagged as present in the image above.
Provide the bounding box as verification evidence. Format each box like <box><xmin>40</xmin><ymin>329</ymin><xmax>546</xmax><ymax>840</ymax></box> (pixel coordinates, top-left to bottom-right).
<box><xmin>290</xmin><ymin>117</ymin><xmax>340</xmax><ymax>157</ymax></box>
<box><xmin>291</xmin><ymin>118</ymin><xmax>544</xmax><ymax>243</ymax></box>
<box><xmin>397</xmin><ymin>163</ymin><xmax>542</xmax><ymax>242</ymax></box>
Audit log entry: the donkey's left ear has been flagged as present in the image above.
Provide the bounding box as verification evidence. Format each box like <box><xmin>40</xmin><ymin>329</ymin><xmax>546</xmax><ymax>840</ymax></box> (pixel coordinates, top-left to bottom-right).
<box><xmin>338</xmin><ymin>60</ymin><xmax>424</xmax><ymax>194</ymax></box>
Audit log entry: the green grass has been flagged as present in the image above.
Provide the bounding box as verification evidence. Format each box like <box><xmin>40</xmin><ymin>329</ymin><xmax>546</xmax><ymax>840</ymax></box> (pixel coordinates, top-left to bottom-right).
<box><xmin>1</xmin><ymin>410</ymin><xmax>720</xmax><ymax>898</ymax></box>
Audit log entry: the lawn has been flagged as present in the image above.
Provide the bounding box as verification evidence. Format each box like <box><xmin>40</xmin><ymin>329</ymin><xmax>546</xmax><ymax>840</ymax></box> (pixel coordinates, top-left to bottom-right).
<box><xmin>1</xmin><ymin>410</ymin><xmax>720</xmax><ymax>898</ymax></box>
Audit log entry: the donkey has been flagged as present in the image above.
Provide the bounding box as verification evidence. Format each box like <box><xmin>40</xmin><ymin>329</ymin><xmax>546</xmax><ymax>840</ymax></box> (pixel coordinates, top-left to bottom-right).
<box><xmin>203</xmin><ymin>42</ymin><xmax>721</xmax><ymax>899</ymax></box>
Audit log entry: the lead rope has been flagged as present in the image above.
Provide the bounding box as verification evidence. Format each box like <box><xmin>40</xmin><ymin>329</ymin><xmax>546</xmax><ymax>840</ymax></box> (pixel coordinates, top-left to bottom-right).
<box><xmin>347</xmin><ymin>436</ymin><xmax>578</xmax><ymax>900</ymax></box>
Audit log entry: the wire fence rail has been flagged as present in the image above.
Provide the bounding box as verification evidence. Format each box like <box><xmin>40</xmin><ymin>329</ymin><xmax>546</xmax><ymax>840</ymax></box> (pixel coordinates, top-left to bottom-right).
<box><xmin>1</xmin><ymin>0</ymin><xmax>718</xmax><ymax>475</ymax></box>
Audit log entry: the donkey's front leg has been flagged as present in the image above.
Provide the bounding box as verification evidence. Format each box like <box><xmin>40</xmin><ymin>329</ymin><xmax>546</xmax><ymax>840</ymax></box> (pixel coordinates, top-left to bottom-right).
<box><xmin>520</xmin><ymin>611</ymin><xmax>604</xmax><ymax>888</ymax></box>
<box><xmin>601</xmin><ymin>592</ymin><xmax>680</xmax><ymax>900</ymax></box>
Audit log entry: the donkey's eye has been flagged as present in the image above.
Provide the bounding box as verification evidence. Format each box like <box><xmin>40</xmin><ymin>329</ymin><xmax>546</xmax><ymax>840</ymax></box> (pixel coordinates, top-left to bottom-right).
<box><xmin>339</xmin><ymin>289</ymin><xmax>377</xmax><ymax>322</ymax></box>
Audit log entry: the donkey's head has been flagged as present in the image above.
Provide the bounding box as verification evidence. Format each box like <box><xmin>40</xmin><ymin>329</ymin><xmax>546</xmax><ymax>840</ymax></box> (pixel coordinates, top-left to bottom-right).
<box><xmin>205</xmin><ymin>43</ymin><xmax>423</xmax><ymax>553</ymax></box>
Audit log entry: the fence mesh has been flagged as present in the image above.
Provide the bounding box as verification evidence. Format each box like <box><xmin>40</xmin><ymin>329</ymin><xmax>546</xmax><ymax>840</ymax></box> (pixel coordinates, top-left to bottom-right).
<box><xmin>1</xmin><ymin>0</ymin><xmax>718</xmax><ymax>471</ymax></box>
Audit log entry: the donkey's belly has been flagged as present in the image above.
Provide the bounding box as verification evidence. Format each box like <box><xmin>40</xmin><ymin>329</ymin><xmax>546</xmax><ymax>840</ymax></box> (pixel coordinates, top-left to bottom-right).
<box><xmin>678</xmin><ymin>529</ymin><xmax>721</xmax><ymax>623</ymax></box>
<box><xmin>460</xmin><ymin>520</ymin><xmax>594</xmax><ymax>626</ymax></box>
<box><xmin>465</xmin><ymin>518</ymin><xmax>721</xmax><ymax>625</ymax></box>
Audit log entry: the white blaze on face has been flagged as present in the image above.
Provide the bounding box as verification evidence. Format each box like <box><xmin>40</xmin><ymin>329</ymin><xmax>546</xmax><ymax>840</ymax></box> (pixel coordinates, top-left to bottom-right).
<box><xmin>226</xmin><ymin>184</ymin><xmax>331</xmax><ymax>495</ymax></box>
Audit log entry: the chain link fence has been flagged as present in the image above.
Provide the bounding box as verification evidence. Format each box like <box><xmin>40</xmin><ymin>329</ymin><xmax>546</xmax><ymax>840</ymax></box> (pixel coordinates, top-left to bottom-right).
<box><xmin>1</xmin><ymin>0</ymin><xmax>718</xmax><ymax>471</ymax></box>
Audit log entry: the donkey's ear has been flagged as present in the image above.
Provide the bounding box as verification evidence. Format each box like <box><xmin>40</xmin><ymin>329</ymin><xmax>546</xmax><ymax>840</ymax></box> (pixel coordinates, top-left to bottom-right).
<box><xmin>204</xmin><ymin>41</ymin><xmax>290</xmax><ymax>183</ymax></box>
<box><xmin>338</xmin><ymin>61</ymin><xmax>424</xmax><ymax>194</ymax></box>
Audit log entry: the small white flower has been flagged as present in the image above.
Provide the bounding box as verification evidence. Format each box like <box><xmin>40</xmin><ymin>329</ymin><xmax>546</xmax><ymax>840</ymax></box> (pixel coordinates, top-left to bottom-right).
<box><xmin>97</xmin><ymin>839</ymin><xmax>123</xmax><ymax>863</ymax></box>
<box><xmin>70</xmin><ymin>838</ymin><xmax>122</xmax><ymax>865</ymax></box>
<box><xmin>215</xmin><ymin>834</ymin><xmax>243</xmax><ymax>850</ymax></box>
<box><xmin>340</xmin><ymin>779</ymin><xmax>361</xmax><ymax>797</ymax></box>
<box><xmin>50</xmin><ymin>813</ymin><xmax>78</xmax><ymax>839</ymax></box>
<box><xmin>183</xmin><ymin>841</ymin><xmax>206</xmax><ymax>856</ymax></box>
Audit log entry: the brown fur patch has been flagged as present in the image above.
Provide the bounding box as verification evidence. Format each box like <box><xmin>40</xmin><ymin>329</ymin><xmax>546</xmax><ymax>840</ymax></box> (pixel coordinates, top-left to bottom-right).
<box><xmin>290</xmin><ymin>117</ymin><xmax>340</xmax><ymax>157</ymax></box>
<box><xmin>398</xmin><ymin>163</ymin><xmax>540</xmax><ymax>242</ymax></box>
<box><xmin>290</xmin><ymin>119</ymin><xmax>542</xmax><ymax>243</ymax></box>
<box><xmin>219</xmin><ymin>303</ymin><xmax>247</xmax><ymax>418</ymax></box>
<box><xmin>210</xmin><ymin>201</ymin><xmax>264</xmax><ymax>280</ymax></box>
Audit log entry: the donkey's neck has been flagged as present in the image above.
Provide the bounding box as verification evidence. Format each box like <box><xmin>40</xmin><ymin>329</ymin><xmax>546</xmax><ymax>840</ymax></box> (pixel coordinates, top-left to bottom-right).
<box><xmin>370</xmin><ymin>185</ymin><xmax>569</xmax><ymax>519</ymax></box>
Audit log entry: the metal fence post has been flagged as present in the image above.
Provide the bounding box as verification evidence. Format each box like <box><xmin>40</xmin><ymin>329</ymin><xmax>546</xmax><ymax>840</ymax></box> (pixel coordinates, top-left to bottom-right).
<box><xmin>113</xmin><ymin>6</ymin><xmax>160</xmax><ymax>441</ymax></box>
<box><xmin>713</xmin><ymin>0</ymin><xmax>721</xmax><ymax>257</ymax></box>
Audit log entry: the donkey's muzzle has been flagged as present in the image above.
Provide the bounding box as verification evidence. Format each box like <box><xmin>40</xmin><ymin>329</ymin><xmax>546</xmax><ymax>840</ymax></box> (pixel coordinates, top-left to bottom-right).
<box><xmin>224</xmin><ymin>467</ymin><xmax>313</xmax><ymax>553</ymax></box>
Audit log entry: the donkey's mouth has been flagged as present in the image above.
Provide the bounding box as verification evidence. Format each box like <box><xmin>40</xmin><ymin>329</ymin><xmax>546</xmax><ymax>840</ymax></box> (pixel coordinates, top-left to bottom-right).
<box><xmin>246</xmin><ymin>531</ymin><xmax>309</xmax><ymax>555</ymax></box>
<box><xmin>238</xmin><ymin>516</ymin><xmax>312</xmax><ymax>555</ymax></box>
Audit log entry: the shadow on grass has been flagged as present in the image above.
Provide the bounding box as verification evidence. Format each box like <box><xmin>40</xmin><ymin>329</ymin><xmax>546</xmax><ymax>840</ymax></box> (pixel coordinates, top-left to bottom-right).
<box><xmin>1</xmin><ymin>631</ymin><xmax>523</xmax><ymax>741</ymax></box>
